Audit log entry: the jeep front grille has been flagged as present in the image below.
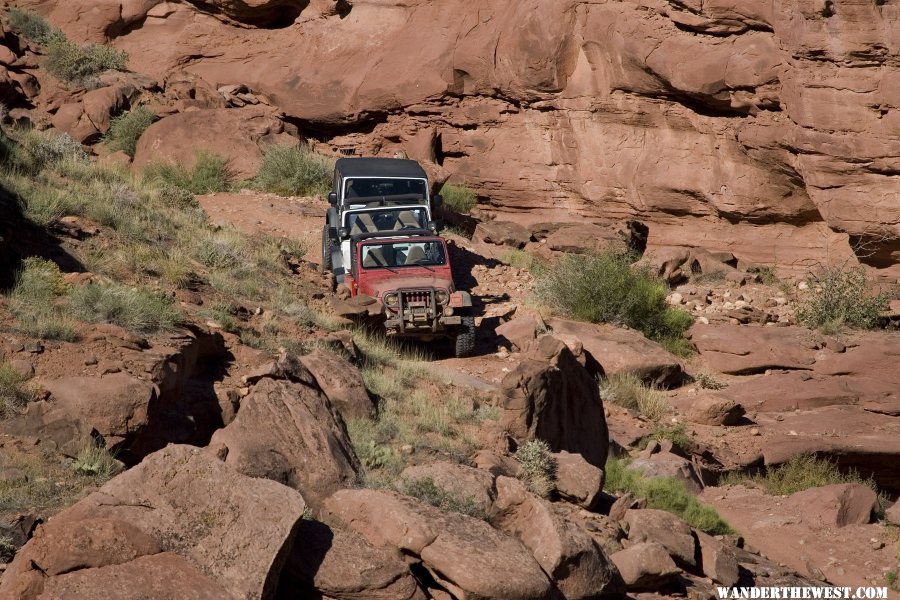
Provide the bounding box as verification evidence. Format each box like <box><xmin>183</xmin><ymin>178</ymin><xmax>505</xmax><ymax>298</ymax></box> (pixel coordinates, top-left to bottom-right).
<box><xmin>401</xmin><ymin>290</ymin><xmax>431</xmax><ymax>307</ymax></box>
<box><xmin>396</xmin><ymin>288</ymin><xmax>436</xmax><ymax>333</ymax></box>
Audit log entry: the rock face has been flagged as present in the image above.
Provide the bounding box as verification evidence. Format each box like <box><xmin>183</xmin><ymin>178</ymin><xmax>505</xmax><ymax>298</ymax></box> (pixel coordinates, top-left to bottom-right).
<box><xmin>623</xmin><ymin>509</ymin><xmax>697</xmax><ymax>569</ymax></box>
<box><xmin>499</xmin><ymin>336</ymin><xmax>609</xmax><ymax>468</ymax></box>
<box><xmin>323</xmin><ymin>488</ymin><xmax>552</xmax><ymax>600</ymax></box>
<box><xmin>132</xmin><ymin>106</ymin><xmax>298</xmax><ymax>178</ymax></box>
<box><xmin>37</xmin><ymin>444</ymin><xmax>306</xmax><ymax>600</ymax></box>
<box><xmin>208</xmin><ymin>375</ymin><xmax>362</xmax><ymax>511</ymax></box>
<box><xmin>553</xmin><ymin>450</ymin><xmax>605</xmax><ymax>511</ymax></box>
<box><xmin>29</xmin><ymin>0</ymin><xmax>900</xmax><ymax>277</ymax></box>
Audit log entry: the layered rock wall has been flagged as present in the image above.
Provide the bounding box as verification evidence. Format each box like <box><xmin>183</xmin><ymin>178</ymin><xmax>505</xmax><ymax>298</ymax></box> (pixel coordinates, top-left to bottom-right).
<box><xmin>20</xmin><ymin>0</ymin><xmax>900</xmax><ymax>275</ymax></box>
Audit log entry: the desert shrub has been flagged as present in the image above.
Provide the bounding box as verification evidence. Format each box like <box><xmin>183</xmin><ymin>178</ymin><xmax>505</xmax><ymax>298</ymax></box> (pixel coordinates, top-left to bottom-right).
<box><xmin>694</xmin><ymin>370</ymin><xmax>726</xmax><ymax>390</ymax></box>
<box><xmin>103</xmin><ymin>107</ymin><xmax>155</xmax><ymax>157</ymax></box>
<box><xmin>605</xmin><ymin>457</ymin><xmax>733</xmax><ymax>535</ymax></box>
<box><xmin>440</xmin><ymin>183</ymin><xmax>477</xmax><ymax>214</ymax></box>
<box><xmin>71</xmin><ymin>440</ymin><xmax>119</xmax><ymax>481</ymax></box>
<box><xmin>70</xmin><ymin>282</ymin><xmax>181</xmax><ymax>333</ymax></box>
<box><xmin>600</xmin><ymin>373</ymin><xmax>670</xmax><ymax>421</ymax></box>
<box><xmin>6</xmin><ymin>7</ymin><xmax>58</xmax><ymax>44</ymax></box>
<box><xmin>499</xmin><ymin>248</ymin><xmax>540</xmax><ymax>272</ymax></box>
<box><xmin>8</xmin><ymin>257</ymin><xmax>77</xmax><ymax>341</ymax></box>
<box><xmin>254</xmin><ymin>143</ymin><xmax>332</xmax><ymax>197</ymax></box>
<box><xmin>748</xmin><ymin>264</ymin><xmax>780</xmax><ymax>286</ymax></box>
<box><xmin>399</xmin><ymin>477</ymin><xmax>487</xmax><ymax>520</ymax></box>
<box><xmin>143</xmin><ymin>151</ymin><xmax>232</xmax><ymax>194</ymax></box>
<box><xmin>534</xmin><ymin>249</ymin><xmax>693</xmax><ymax>348</ymax></box>
<box><xmin>16</xmin><ymin>129</ymin><xmax>87</xmax><ymax>173</ymax></box>
<box><xmin>887</xmin><ymin>571</ymin><xmax>900</xmax><ymax>593</ymax></box>
<box><xmin>515</xmin><ymin>439</ymin><xmax>557</xmax><ymax>498</ymax></box>
<box><xmin>796</xmin><ymin>265</ymin><xmax>888</xmax><ymax>331</ymax></box>
<box><xmin>46</xmin><ymin>36</ymin><xmax>128</xmax><ymax>83</ymax></box>
<box><xmin>0</xmin><ymin>363</ymin><xmax>34</xmax><ymax>419</ymax></box>
<box><xmin>720</xmin><ymin>454</ymin><xmax>876</xmax><ymax>496</ymax></box>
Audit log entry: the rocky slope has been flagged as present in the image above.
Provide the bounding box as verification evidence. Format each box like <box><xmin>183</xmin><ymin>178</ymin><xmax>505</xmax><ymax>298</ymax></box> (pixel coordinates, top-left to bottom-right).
<box><xmin>15</xmin><ymin>0</ymin><xmax>900</xmax><ymax>278</ymax></box>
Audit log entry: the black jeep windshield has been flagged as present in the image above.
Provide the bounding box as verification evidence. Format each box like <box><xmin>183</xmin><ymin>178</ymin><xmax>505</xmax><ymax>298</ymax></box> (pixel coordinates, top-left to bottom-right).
<box><xmin>344</xmin><ymin>178</ymin><xmax>427</xmax><ymax>200</ymax></box>
<box><xmin>345</xmin><ymin>208</ymin><xmax>427</xmax><ymax>236</ymax></box>
<box><xmin>360</xmin><ymin>240</ymin><xmax>447</xmax><ymax>269</ymax></box>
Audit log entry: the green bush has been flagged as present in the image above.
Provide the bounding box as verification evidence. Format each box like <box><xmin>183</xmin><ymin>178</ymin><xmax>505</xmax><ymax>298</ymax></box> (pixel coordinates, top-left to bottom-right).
<box><xmin>515</xmin><ymin>439</ymin><xmax>557</xmax><ymax>498</ymax></box>
<box><xmin>8</xmin><ymin>257</ymin><xmax>77</xmax><ymax>341</ymax></box>
<box><xmin>254</xmin><ymin>143</ymin><xmax>332</xmax><ymax>197</ymax></box>
<box><xmin>797</xmin><ymin>265</ymin><xmax>888</xmax><ymax>331</ymax></box>
<box><xmin>399</xmin><ymin>477</ymin><xmax>488</xmax><ymax>520</ymax></box>
<box><xmin>440</xmin><ymin>183</ymin><xmax>477</xmax><ymax>214</ymax></box>
<box><xmin>606</xmin><ymin>457</ymin><xmax>733</xmax><ymax>535</ymax></box>
<box><xmin>70</xmin><ymin>282</ymin><xmax>181</xmax><ymax>333</ymax></box>
<box><xmin>16</xmin><ymin>129</ymin><xmax>87</xmax><ymax>174</ymax></box>
<box><xmin>720</xmin><ymin>454</ymin><xmax>876</xmax><ymax>496</ymax></box>
<box><xmin>0</xmin><ymin>362</ymin><xmax>34</xmax><ymax>419</ymax></box>
<box><xmin>143</xmin><ymin>151</ymin><xmax>232</xmax><ymax>194</ymax></box>
<box><xmin>46</xmin><ymin>36</ymin><xmax>128</xmax><ymax>83</ymax></box>
<box><xmin>71</xmin><ymin>440</ymin><xmax>119</xmax><ymax>482</ymax></box>
<box><xmin>103</xmin><ymin>107</ymin><xmax>155</xmax><ymax>157</ymax></box>
<box><xmin>695</xmin><ymin>370</ymin><xmax>726</xmax><ymax>390</ymax></box>
<box><xmin>534</xmin><ymin>249</ymin><xmax>693</xmax><ymax>348</ymax></box>
<box><xmin>6</xmin><ymin>7</ymin><xmax>58</xmax><ymax>44</ymax></box>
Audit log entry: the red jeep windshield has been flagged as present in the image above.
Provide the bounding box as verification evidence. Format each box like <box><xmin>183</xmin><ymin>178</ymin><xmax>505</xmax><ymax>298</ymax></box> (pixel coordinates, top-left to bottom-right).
<box><xmin>360</xmin><ymin>240</ymin><xmax>447</xmax><ymax>269</ymax></box>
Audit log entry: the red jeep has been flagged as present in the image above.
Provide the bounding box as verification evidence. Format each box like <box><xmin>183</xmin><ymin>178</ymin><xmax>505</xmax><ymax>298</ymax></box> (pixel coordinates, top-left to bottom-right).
<box><xmin>344</xmin><ymin>231</ymin><xmax>476</xmax><ymax>357</ymax></box>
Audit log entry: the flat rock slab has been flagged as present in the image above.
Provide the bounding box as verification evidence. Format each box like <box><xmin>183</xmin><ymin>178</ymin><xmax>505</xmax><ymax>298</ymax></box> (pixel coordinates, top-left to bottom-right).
<box><xmin>52</xmin><ymin>444</ymin><xmax>306</xmax><ymax>600</ymax></box>
<box><xmin>549</xmin><ymin>318</ymin><xmax>683</xmax><ymax>387</ymax></box>
<box><xmin>688</xmin><ymin>324</ymin><xmax>818</xmax><ymax>374</ymax></box>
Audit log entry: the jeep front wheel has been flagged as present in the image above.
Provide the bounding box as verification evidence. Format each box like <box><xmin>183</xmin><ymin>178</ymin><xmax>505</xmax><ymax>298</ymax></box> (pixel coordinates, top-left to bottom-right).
<box><xmin>454</xmin><ymin>315</ymin><xmax>476</xmax><ymax>358</ymax></box>
<box><xmin>321</xmin><ymin>225</ymin><xmax>333</xmax><ymax>273</ymax></box>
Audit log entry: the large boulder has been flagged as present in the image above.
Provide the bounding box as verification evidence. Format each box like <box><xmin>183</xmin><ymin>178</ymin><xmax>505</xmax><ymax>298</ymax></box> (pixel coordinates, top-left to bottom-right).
<box><xmin>400</xmin><ymin>461</ymin><xmax>497</xmax><ymax>514</ymax></box>
<box><xmin>299</xmin><ymin>350</ymin><xmax>375</xmax><ymax>420</ymax></box>
<box><xmin>491</xmin><ymin>476</ymin><xmax>624</xmax><ymax>599</ymax></box>
<box><xmin>553</xmin><ymin>450</ymin><xmax>605</xmax><ymax>510</ymax></box>
<box><xmin>495</xmin><ymin>314</ymin><xmax>544</xmax><ymax>352</ymax></box>
<box><xmin>44</xmin><ymin>444</ymin><xmax>306</xmax><ymax>600</ymax></box>
<box><xmin>278</xmin><ymin>519</ymin><xmax>426</xmax><ymax>600</ymax></box>
<box><xmin>548</xmin><ymin>318</ymin><xmax>684</xmax><ymax>387</ymax></box>
<box><xmin>208</xmin><ymin>375</ymin><xmax>362</xmax><ymax>511</ymax></box>
<box><xmin>791</xmin><ymin>483</ymin><xmax>879</xmax><ymax>527</ymax></box>
<box><xmin>499</xmin><ymin>336</ymin><xmax>608</xmax><ymax>468</ymax></box>
<box><xmin>627</xmin><ymin>451</ymin><xmax>704</xmax><ymax>494</ymax></box>
<box><xmin>610</xmin><ymin>542</ymin><xmax>681</xmax><ymax>590</ymax></box>
<box><xmin>687</xmin><ymin>393</ymin><xmax>746</xmax><ymax>426</ymax></box>
<box><xmin>623</xmin><ymin>509</ymin><xmax>697</xmax><ymax>569</ymax></box>
<box><xmin>132</xmin><ymin>106</ymin><xmax>298</xmax><ymax>179</ymax></box>
<box><xmin>695</xmin><ymin>529</ymin><xmax>740</xmax><ymax>586</ymax></box>
<box><xmin>1</xmin><ymin>373</ymin><xmax>158</xmax><ymax>454</ymax></box>
<box><xmin>322</xmin><ymin>489</ymin><xmax>552</xmax><ymax>600</ymax></box>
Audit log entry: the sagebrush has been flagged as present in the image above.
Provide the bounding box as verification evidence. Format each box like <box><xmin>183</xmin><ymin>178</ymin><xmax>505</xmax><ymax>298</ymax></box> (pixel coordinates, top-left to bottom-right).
<box><xmin>796</xmin><ymin>265</ymin><xmax>888</xmax><ymax>331</ymax></box>
<box><xmin>720</xmin><ymin>453</ymin><xmax>877</xmax><ymax>496</ymax></box>
<box><xmin>600</xmin><ymin>372</ymin><xmax>670</xmax><ymax>421</ymax></box>
<box><xmin>515</xmin><ymin>439</ymin><xmax>557</xmax><ymax>498</ymax></box>
<box><xmin>534</xmin><ymin>249</ymin><xmax>693</xmax><ymax>349</ymax></box>
<box><xmin>254</xmin><ymin>143</ymin><xmax>332</xmax><ymax>197</ymax></box>
<box><xmin>143</xmin><ymin>151</ymin><xmax>233</xmax><ymax>194</ymax></box>
<box><xmin>440</xmin><ymin>183</ymin><xmax>477</xmax><ymax>214</ymax></box>
<box><xmin>104</xmin><ymin>107</ymin><xmax>156</xmax><ymax>157</ymax></box>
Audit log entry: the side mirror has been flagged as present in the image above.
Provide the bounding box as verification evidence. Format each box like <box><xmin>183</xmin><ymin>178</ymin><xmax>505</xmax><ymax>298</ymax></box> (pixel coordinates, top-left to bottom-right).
<box><xmin>433</xmin><ymin>193</ymin><xmax>443</xmax><ymax>208</ymax></box>
<box><xmin>328</xmin><ymin>192</ymin><xmax>337</xmax><ymax>205</ymax></box>
<box><xmin>428</xmin><ymin>220</ymin><xmax>443</xmax><ymax>232</ymax></box>
<box><xmin>338</xmin><ymin>227</ymin><xmax>349</xmax><ymax>239</ymax></box>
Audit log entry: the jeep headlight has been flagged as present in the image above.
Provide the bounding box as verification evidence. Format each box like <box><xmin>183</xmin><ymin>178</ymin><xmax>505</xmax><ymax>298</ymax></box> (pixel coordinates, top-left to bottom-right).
<box><xmin>384</xmin><ymin>293</ymin><xmax>399</xmax><ymax>311</ymax></box>
<box><xmin>435</xmin><ymin>289</ymin><xmax>450</xmax><ymax>304</ymax></box>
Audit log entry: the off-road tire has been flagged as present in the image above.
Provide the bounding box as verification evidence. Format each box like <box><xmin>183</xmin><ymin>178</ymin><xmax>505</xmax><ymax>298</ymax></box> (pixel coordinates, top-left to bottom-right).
<box><xmin>454</xmin><ymin>315</ymin><xmax>476</xmax><ymax>358</ymax></box>
<box><xmin>321</xmin><ymin>225</ymin><xmax>333</xmax><ymax>274</ymax></box>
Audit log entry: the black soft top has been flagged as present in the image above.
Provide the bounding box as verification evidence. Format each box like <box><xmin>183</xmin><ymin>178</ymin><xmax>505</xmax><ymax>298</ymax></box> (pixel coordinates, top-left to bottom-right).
<box><xmin>335</xmin><ymin>157</ymin><xmax>427</xmax><ymax>179</ymax></box>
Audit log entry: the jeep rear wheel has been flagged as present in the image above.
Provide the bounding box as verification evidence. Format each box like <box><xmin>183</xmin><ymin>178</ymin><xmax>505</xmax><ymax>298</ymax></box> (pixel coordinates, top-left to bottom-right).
<box><xmin>454</xmin><ymin>315</ymin><xmax>476</xmax><ymax>358</ymax></box>
<box><xmin>321</xmin><ymin>225</ymin><xmax>333</xmax><ymax>273</ymax></box>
